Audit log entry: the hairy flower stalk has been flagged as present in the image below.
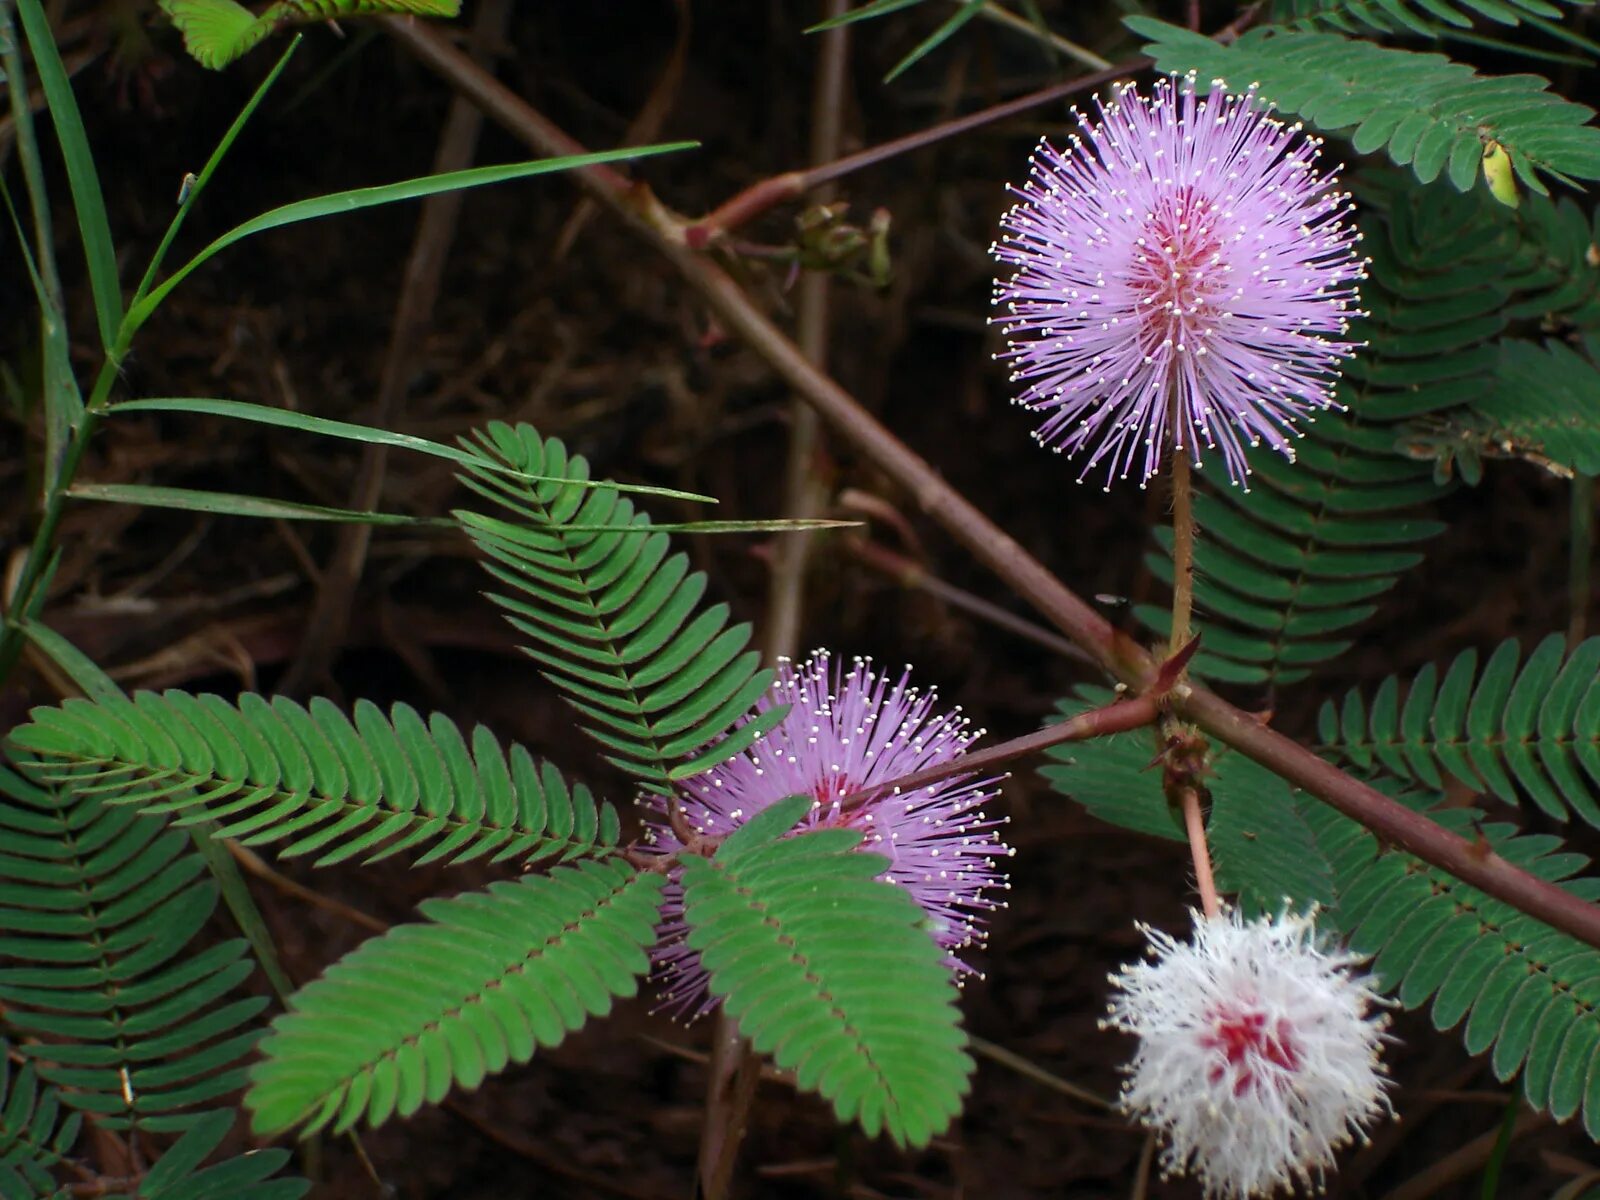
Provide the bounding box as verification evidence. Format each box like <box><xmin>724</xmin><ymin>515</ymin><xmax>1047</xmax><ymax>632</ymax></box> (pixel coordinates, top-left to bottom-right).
<box><xmin>642</xmin><ymin>650</ymin><xmax>1013</xmax><ymax>1014</ymax></box>
<box><xmin>992</xmin><ymin>75</ymin><xmax>1364</xmax><ymax>489</ymax></box>
<box><xmin>1105</xmin><ymin>909</ymin><xmax>1391</xmax><ymax>1198</ymax></box>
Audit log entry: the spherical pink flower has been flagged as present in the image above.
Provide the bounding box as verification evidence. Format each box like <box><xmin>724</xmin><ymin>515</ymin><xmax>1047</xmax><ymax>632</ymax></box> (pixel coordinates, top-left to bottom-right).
<box><xmin>642</xmin><ymin>650</ymin><xmax>1012</xmax><ymax>1016</ymax></box>
<box><xmin>992</xmin><ymin>75</ymin><xmax>1364</xmax><ymax>489</ymax></box>
<box><xmin>1104</xmin><ymin>908</ymin><xmax>1391</xmax><ymax>1199</ymax></box>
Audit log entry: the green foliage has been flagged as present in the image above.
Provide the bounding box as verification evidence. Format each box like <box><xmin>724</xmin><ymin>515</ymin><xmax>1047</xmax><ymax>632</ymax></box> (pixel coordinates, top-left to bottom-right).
<box><xmin>454</xmin><ymin>423</ymin><xmax>785</xmax><ymax>791</ymax></box>
<box><xmin>1353</xmin><ymin>177</ymin><xmax>1600</xmax><ymax>480</ymax></box>
<box><xmin>1448</xmin><ymin>339</ymin><xmax>1600</xmax><ymax>476</ymax></box>
<box><xmin>1267</xmin><ymin>0</ymin><xmax>1596</xmax><ymax>55</ymax></box>
<box><xmin>160</xmin><ymin>0</ymin><xmax>460</xmax><ymax>69</ymax></box>
<box><xmin>133</xmin><ymin>1109</ymin><xmax>307</xmax><ymax>1200</ymax></box>
<box><xmin>1319</xmin><ymin>633</ymin><xmax>1600</xmax><ymax>824</ymax></box>
<box><xmin>0</xmin><ymin>1045</ymin><xmax>81</xmax><ymax>1197</ymax></box>
<box><xmin>1129</xmin><ymin>18</ymin><xmax>1600</xmax><ymax>194</ymax></box>
<box><xmin>247</xmin><ymin>860</ymin><xmax>662</xmax><ymax>1137</ymax></box>
<box><xmin>0</xmin><ymin>765</ymin><xmax>269</xmax><ymax>1133</ymax></box>
<box><xmin>1301</xmin><ymin>794</ymin><xmax>1600</xmax><ymax>1136</ymax></box>
<box><xmin>6</xmin><ymin>691</ymin><xmax>621</xmax><ymax>869</ymax></box>
<box><xmin>680</xmin><ymin>795</ymin><xmax>972</xmax><ymax>1147</ymax></box>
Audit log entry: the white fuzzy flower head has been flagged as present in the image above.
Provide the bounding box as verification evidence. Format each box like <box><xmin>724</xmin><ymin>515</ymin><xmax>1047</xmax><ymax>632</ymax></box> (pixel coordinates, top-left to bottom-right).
<box><xmin>1104</xmin><ymin>908</ymin><xmax>1391</xmax><ymax>1198</ymax></box>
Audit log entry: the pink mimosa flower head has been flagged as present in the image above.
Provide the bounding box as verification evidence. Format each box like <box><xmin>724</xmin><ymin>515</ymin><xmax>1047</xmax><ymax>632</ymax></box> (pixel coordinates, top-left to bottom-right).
<box><xmin>992</xmin><ymin>75</ymin><xmax>1364</xmax><ymax>490</ymax></box>
<box><xmin>1104</xmin><ymin>908</ymin><xmax>1392</xmax><ymax>1198</ymax></box>
<box><xmin>641</xmin><ymin>650</ymin><xmax>1013</xmax><ymax>1017</ymax></box>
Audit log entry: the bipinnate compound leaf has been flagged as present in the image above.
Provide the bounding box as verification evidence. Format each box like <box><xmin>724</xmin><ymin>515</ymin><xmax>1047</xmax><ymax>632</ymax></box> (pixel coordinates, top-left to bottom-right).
<box><xmin>1299</xmin><ymin>793</ymin><xmax>1600</xmax><ymax>1136</ymax></box>
<box><xmin>679</xmin><ymin>795</ymin><xmax>972</xmax><ymax>1146</ymax></box>
<box><xmin>453</xmin><ymin>423</ymin><xmax>785</xmax><ymax>791</ymax></box>
<box><xmin>1130</xmin><ymin>19</ymin><xmax>1600</xmax><ymax>194</ymax></box>
<box><xmin>1320</xmin><ymin>634</ymin><xmax>1600</xmax><ymax>826</ymax></box>
<box><xmin>0</xmin><ymin>765</ymin><xmax>269</xmax><ymax>1135</ymax></box>
<box><xmin>0</xmin><ymin>1043</ymin><xmax>82</xmax><ymax>1197</ymax></box>
<box><xmin>1267</xmin><ymin>0</ymin><xmax>1598</xmax><ymax>56</ymax></box>
<box><xmin>248</xmin><ymin>860</ymin><xmax>663</xmax><ymax>1136</ymax></box>
<box><xmin>6</xmin><ymin>691</ymin><xmax>620</xmax><ymax>869</ymax></box>
<box><xmin>161</xmin><ymin>0</ymin><xmax>460</xmax><ymax>69</ymax></box>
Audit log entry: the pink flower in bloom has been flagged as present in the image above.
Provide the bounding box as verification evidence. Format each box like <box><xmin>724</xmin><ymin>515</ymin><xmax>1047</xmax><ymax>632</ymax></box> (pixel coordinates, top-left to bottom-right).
<box><xmin>992</xmin><ymin>75</ymin><xmax>1364</xmax><ymax>489</ymax></box>
<box><xmin>1104</xmin><ymin>909</ymin><xmax>1391</xmax><ymax>1198</ymax></box>
<box><xmin>642</xmin><ymin>651</ymin><xmax>1012</xmax><ymax>1015</ymax></box>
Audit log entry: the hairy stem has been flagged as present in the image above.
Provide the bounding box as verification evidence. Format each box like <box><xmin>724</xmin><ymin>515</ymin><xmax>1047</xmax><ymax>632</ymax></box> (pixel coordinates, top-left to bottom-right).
<box><xmin>1180</xmin><ymin>787</ymin><xmax>1220</xmax><ymax>919</ymax></box>
<box><xmin>387</xmin><ymin>18</ymin><xmax>1600</xmax><ymax>951</ymax></box>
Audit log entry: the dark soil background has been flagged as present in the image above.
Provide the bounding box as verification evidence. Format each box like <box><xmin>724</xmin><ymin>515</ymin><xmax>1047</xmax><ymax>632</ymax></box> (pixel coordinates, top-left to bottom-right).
<box><xmin>5</xmin><ymin>2</ymin><xmax>1600</xmax><ymax>1197</ymax></box>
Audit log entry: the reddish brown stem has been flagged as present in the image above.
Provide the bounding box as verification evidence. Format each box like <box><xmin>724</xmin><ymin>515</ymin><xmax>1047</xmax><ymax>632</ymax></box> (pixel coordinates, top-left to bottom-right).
<box><xmin>386</xmin><ymin>20</ymin><xmax>1600</xmax><ymax>953</ymax></box>
<box><xmin>685</xmin><ymin>58</ymin><xmax>1146</xmax><ymax>245</ymax></box>
<box><xmin>839</xmin><ymin>694</ymin><xmax>1161</xmax><ymax>812</ymax></box>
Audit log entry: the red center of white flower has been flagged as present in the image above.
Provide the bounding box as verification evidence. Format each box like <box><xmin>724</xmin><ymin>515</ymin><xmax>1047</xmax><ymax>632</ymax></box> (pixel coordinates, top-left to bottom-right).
<box><xmin>1202</xmin><ymin>1002</ymin><xmax>1301</xmax><ymax>1096</ymax></box>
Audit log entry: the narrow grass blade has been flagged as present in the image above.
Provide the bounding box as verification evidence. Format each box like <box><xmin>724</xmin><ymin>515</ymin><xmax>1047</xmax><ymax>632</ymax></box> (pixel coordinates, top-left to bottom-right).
<box><xmin>128</xmin><ymin>143</ymin><xmax>698</xmax><ymax>330</ymax></box>
<box><xmin>131</xmin><ymin>39</ymin><xmax>301</xmax><ymax>309</ymax></box>
<box><xmin>808</xmin><ymin>0</ymin><xmax>924</xmax><ymax>31</ymax></box>
<box><xmin>68</xmin><ymin>481</ymin><xmax>453</xmax><ymax>526</ymax></box>
<box><xmin>110</xmin><ymin>397</ymin><xmax>715</xmax><ymax>502</ymax></box>
<box><xmin>885</xmin><ymin>0</ymin><xmax>985</xmax><ymax>80</ymax></box>
<box><xmin>15</xmin><ymin>0</ymin><xmax>121</xmax><ymax>352</ymax></box>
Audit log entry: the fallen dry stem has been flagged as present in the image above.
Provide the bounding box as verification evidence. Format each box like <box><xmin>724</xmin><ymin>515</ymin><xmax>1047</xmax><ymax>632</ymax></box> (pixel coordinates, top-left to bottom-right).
<box><xmin>385</xmin><ymin>18</ymin><xmax>1600</xmax><ymax>952</ymax></box>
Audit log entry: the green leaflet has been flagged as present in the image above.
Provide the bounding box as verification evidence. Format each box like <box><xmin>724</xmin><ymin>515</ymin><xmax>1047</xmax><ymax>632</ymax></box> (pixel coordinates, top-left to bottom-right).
<box><xmin>0</xmin><ymin>1045</ymin><xmax>81</xmax><ymax>1197</ymax></box>
<box><xmin>161</xmin><ymin>0</ymin><xmax>460</xmax><ymax>69</ymax></box>
<box><xmin>1319</xmin><ymin>633</ymin><xmax>1600</xmax><ymax>826</ymax></box>
<box><xmin>453</xmin><ymin>423</ymin><xmax>786</xmax><ymax>791</ymax></box>
<box><xmin>1129</xmin><ymin>19</ymin><xmax>1600</xmax><ymax>194</ymax></box>
<box><xmin>6</xmin><ymin>691</ymin><xmax>621</xmax><ymax>870</ymax></box>
<box><xmin>248</xmin><ymin>861</ymin><xmax>663</xmax><ymax>1136</ymax></box>
<box><xmin>0</xmin><ymin>766</ymin><xmax>270</xmax><ymax>1135</ymax></box>
<box><xmin>680</xmin><ymin>796</ymin><xmax>972</xmax><ymax>1147</ymax></box>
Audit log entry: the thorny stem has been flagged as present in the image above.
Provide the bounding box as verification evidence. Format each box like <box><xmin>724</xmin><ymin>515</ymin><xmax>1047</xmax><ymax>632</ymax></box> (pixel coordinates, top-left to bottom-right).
<box><xmin>684</xmin><ymin>58</ymin><xmax>1144</xmax><ymax>246</ymax></box>
<box><xmin>1180</xmin><ymin>787</ymin><xmax>1220</xmax><ymax>919</ymax></box>
<box><xmin>387</xmin><ymin>18</ymin><xmax>1600</xmax><ymax>951</ymax></box>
